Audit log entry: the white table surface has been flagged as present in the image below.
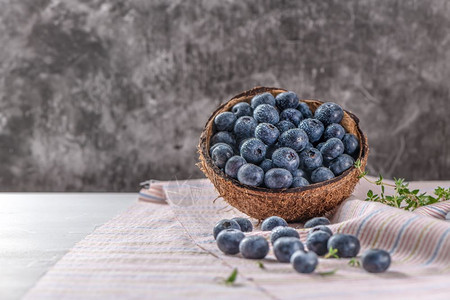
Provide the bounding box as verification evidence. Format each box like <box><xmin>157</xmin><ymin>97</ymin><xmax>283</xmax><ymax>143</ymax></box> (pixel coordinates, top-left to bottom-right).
<box><xmin>0</xmin><ymin>193</ymin><xmax>137</xmax><ymax>300</ymax></box>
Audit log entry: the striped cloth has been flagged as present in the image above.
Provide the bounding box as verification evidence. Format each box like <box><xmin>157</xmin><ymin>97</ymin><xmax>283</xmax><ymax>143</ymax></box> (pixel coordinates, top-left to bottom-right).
<box><xmin>26</xmin><ymin>178</ymin><xmax>450</xmax><ymax>299</ymax></box>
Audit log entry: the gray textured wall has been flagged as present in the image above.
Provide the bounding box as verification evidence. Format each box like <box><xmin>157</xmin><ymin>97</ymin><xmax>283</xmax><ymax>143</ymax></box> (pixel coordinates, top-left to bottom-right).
<box><xmin>0</xmin><ymin>0</ymin><xmax>449</xmax><ymax>191</ymax></box>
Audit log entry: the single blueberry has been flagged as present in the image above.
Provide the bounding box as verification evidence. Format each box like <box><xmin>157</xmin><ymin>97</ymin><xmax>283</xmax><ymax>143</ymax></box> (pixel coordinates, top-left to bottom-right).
<box><xmin>224</xmin><ymin>156</ymin><xmax>247</xmax><ymax>179</ymax></box>
<box><xmin>270</xmin><ymin>226</ymin><xmax>300</xmax><ymax>244</ymax></box>
<box><xmin>253</xmin><ymin>104</ymin><xmax>280</xmax><ymax>124</ymax></box>
<box><xmin>310</xmin><ymin>167</ymin><xmax>335</xmax><ymax>183</ymax></box>
<box><xmin>297</xmin><ymin>102</ymin><xmax>313</xmax><ymax>118</ymax></box>
<box><xmin>275</xmin><ymin>91</ymin><xmax>299</xmax><ymax>110</ymax></box>
<box><xmin>314</xmin><ymin>102</ymin><xmax>344</xmax><ymax>126</ymax></box>
<box><xmin>308</xmin><ymin>225</ymin><xmax>333</xmax><ymax>237</ymax></box>
<box><xmin>211</xmin><ymin>131</ymin><xmax>236</xmax><ymax>148</ymax></box>
<box><xmin>291</xmin><ymin>176</ymin><xmax>310</xmax><ymax>188</ymax></box>
<box><xmin>274</xmin><ymin>237</ymin><xmax>304</xmax><ymax>263</ymax></box>
<box><xmin>231</xmin><ymin>217</ymin><xmax>253</xmax><ymax>232</ymax></box>
<box><xmin>275</xmin><ymin>120</ymin><xmax>296</xmax><ymax>133</ymax></box>
<box><xmin>327</xmin><ymin>234</ymin><xmax>360</xmax><ymax>258</ymax></box>
<box><xmin>237</xmin><ymin>163</ymin><xmax>264</xmax><ymax>187</ymax></box>
<box><xmin>278</xmin><ymin>128</ymin><xmax>309</xmax><ymax>152</ymax></box>
<box><xmin>264</xmin><ymin>168</ymin><xmax>293</xmax><ymax>189</ymax></box>
<box><xmin>251</xmin><ymin>92</ymin><xmax>276</xmax><ymax>109</ymax></box>
<box><xmin>272</xmin><ymin>147</ymin><xmax>300</xmax><ymax>173</ymax></box>
<box><xmin>216</xmin><ymin>229</ymin><xmax>245</xmax><ymax>255</ymax></box>
<box><xmin>255</xmin><ymin>123</ymin><xmax>280</xmax><ymax>145</ymax></box>
<box><xmin>214</xmin><ymin>112</ymin><xmax>237</xmax><ymax>131</ymax></box>
<box><xmin>342</xmin><ymin>133</ymin><xmax>359</xmax><ymax>156</ymax></box>
<box><xmin>261</xmin><ymin>216</ymin><xmax>288</xmax><ymax>231</ymax></box>
<box><xmin>316</xmin><ymin>142</ymin><xmax>325</xmax><ymax>151</ymax></box>
<box><xmin>213</xmin><ymin>219</ymin><xmax>241</xmax><ymax>239</ymax></box>
<box><xmin>320</xmin><ymin>137</ymin><xmax>345</xmax><ymax>161</ymax></box>
<box><xmin>292</xmin><ymin>168</ymin><xmax>307</xmax><ymax>178</ymax></box>
<box><xmin>328</xmin><ymin>154</ymin><xmax>354</xmax><ymax>176</ymax></box>
<box><xmin>239</xmin><ymin>236</ymin><xmax>269</xmax><ymax>259</ymax></box>
<box><xmin>233</xmin><ymin>116</ymin><xmax>258</xmax><ymax>140</ymax></box>
<box><xmin>291</xmin><ymin>251</ymin><xmax>318</xmax><ymax>273</ymax></box>
<box><xmin>299</xmin><ymin>148</ymin><xmax>323</xmax><ymax>171</ymax></box>
<box><xmin>362</xmin><ymin>249</ymin><xmax>391</xmax><ymax>273</ymax></box>
<box><xmin>298</xmin><ymin>118</ymin><xmax>324</xmax><ymax>143</ymax></box>
<box><xmin>323</xmin><ymin>123</ymin><xmax>346</xmax><ymax>140</ymax></box>
<box><xmin>209</xmin><ymin>142</ymin><xmax>229</xmax><ymax>156</ymax></box>
<box><xmin>280</xmin><ymin>108</ymin><xmax>303</xmax><ymax>126</ymax></box>
<box><xmin>232</xmin><ymin>102</ymin><xmax>253</xmax><ymax>118</ymax></box>
<box><xmin>211</xmin><ymin>143</ymin><xmax>234</xmax><ymax>169</ymax></box>
<box><xmin>306</xmin><ymin>231</ymin><xmax>331</xmax><ymax>256</ymax></box>
<box><xmin>304</xmin><ymin>217</ymin><xmax>331</xmax><ymax>228</ymax></box>
<box><xmin>240</xmin><ymin>138</ymin><xmax>267</xmax><ymax>164</ymax></box>
<box><xmin>259</xmin><ymin>159</ymin><xmax>273</xmax><ymax>172</ymax></box>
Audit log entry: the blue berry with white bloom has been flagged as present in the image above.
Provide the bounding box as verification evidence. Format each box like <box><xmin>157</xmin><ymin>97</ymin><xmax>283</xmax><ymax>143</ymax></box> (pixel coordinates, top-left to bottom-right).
<box><xmin>304</xmin><ymin>217</ymin><xmax>331</xmax><ymax>228</ymax></box>
<box><xmin>328</xmin><ymin>154</ymin><xmax>354</xmax><ymax>176</ymax></box>
<box><xmin>214</xmin><ymin>112</ymin><xmax>237</xmax><ymax>131</ymax></box>
<box><xmin>291</xmin><ymin>251</ymin><xmax>318</xmax><ymax>273</ymax></box>
<box><xmin>276</xmin><ymin>91</ymin><xmax>299</xmax><ymax>110</ymax></box>
<box><xmin>255</xmin><ymin>123</ymin><xmax>280</xmax><ymax>145</ymax></box>
<box><xmin>239</xmin><ymin>236</ymin><xmax>269</xmax><ymax>259</ymax></box>
<box><xmin>280</xmin><ymin>108</ymin><xmax>303</xmax><ymax>126</ymax></box>
<box><xmin>362</xmin><ymin>249</ymin><xmax>391</xmax><ymax>273</ymax></box>
<box><xmin>272</xmin><ymin>147</ymin><xmax>300</xmax><ymax>173</ymax></box>
<box><xmin>308</xmin><ymin>225</ymin><xmax>333</xmax><ymax>237</ymax></box>
<box><xmin>213</xmin><ymin>219</ymin><xmax>241</xmax><ymax>239</ymax></box>
<box><xmin>310</xmin><ymin>167</ymin><xmax>335</xmax><ymax>183</ymax></box>
<box><xmin>237</xmin><ymin>163</ymin><xmax>264</xmax><ymax>187</ymax></box>
<box><xmin>342</xmin><ymin>133</ymin><xmax>359</xmax><ymax>156</ymax></box>
<box><xmin>251</xmin><ymin>92</ymin><xmax>276</xmax><ymax>109</ymax></box>
<box><xmin>211</xmin><ymin>131</ymin><xmax>236</xmax><ymax>148</ymax></box>
<box><xmin>291</xmin><ymin>176</ymin><xmax>310</xmax><ymax>188</ymax></box>
<box><xmin>298</xmin><ymin>118</ymin><xmax>324</xmax><ymax>143</ymax></box>
<box><xmin>306</xmin><ymin>231</ymin><xmax>331</xmax><ymax>256</ymax></box>
<box><xmin>211</xmin><ymin>143</ymin><xmax>234</xmax><ymax>168</ymax></box>
<box><xmin>259</xmin><ymin>159</ymin><xmax>273</xmax><ymax>172</ymax></box>
<box><xmin>292</xmin><ymin>168</ymin><xmax>307</xmax><ymax>178</ymax></box>
<box><xmin>314</xmin><ymin>102</ymin><xmax>344</xmax><ymax>126</ymax></box>
<box><xmin>231</xmin><ymin>217</ymin><xmax>253</xmax><ymax>232</ymax></box>
<box><xmin>297</xmin><ymin>102</ymin><xmax>313</xmax><ymax>118</ymax></box>
<box><xmin>224</xmin><ymin>155</ymin><xmax>246</xmax><ymax>179</ymax></box>
<box><xmin>274</xmin><ymin>237</ymin><xmax>304</xmax><ymax>263</ymax></box>
<box><xmin>232</xmin><ymin>102</ymin><xmax>253</xmax><ymax>118</ymax></box>
<box><xmin>327</xmin><ymin>234</ymin><xmax>360</xmax><ymax>258</ymax></box>
<box><xmin>261</xmin><ymin>216</ymin><xmax>288</xmax><ymax>231</ymax></box>
<box><xmin>270</xmin><ymin>226</ymin><xmax>300</xmax><ymax>244</ymax></box>
<box><xmin>264</xmin><ymin>168</ymin><xmax>293</xmax><ymax>189</ymax></box>
<box><xmin>275</xmin><ymin>120</ymin><xmax>296</xmax><ymax>133</ymax></box>
<box><xmin>323</xmin><ymin>123</ymin><xmax>346</xmax><ymax>140</ymax></box>
<box><xmin>233</xmin><ymin>116</ymin><xmax>257</xmax><ymax>140</ymax></box>
<box><xmin>299</xmin><ymin>148</ymin><xmax>323</xmax><ymax>171</ymax></box>
<box><xmin>253</xmin><ymin>104</ymin><xmax>280</xmax><ymax>124</ymax></box>
<box><xmin>216</xmin><ymin>229</ymin><xmax>245</xmax><ymax>255</ymax></box>
<box><xmin>240</xmin><ymin>138</ymin><xmax>266</xmax><ymax>164</ymax></box>
<box><xmin>278</xmin><ymin>128</ymin><xmax>309</xmax><ymax>152</ymax></box>
<box><xmin>320</xmin><ymin>138</ymin><xmax>345</xmax><ymax>161</ymax></box>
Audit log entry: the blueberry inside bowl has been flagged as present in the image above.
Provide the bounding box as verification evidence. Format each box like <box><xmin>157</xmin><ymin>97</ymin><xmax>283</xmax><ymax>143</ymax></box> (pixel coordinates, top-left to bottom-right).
<box><xmin>198</xmin><ymin>86</ymin><xmax>368</xmax><ymax>222</ymax></box>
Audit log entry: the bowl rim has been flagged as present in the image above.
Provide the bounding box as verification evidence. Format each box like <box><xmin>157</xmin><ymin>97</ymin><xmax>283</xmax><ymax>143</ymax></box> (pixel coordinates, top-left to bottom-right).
<box><xmin>198</xmin><ymin>86</ymin><xmax>369</xmax><ymax>195</ymax></box>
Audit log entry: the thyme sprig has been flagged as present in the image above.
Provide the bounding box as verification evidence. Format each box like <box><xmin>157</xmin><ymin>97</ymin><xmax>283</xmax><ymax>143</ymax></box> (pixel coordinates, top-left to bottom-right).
<box><xmin>324</xmin><ymin>247</ymin><xmax>339</xmax><ymax>259</ymax></box>
<box><xmin>354</xmin><ymin>159</ymin><xmax>450</xmax><ymax>211</ymax></box>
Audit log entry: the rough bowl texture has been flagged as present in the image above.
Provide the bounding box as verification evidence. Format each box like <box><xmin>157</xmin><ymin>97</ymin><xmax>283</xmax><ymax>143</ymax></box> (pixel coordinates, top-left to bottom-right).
<box><xmin>198</xmin><ymin>87</ymin><xmax>369</xmax><ymax>222</ymax></box>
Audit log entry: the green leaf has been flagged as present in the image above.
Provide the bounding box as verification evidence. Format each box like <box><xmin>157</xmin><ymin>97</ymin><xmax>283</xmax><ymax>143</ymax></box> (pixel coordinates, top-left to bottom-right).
<box><xmin>224</xmin><ymin>268</ymin><xmax>238</xmax><ymax>285</ymax></box>
<box><xmin>318</xmin><ymin>269</ymin><xmax>338</xmax><ymax>276</ymax></box>
<box><xmin>354</xmin><ymin>159</ymin><xmax>361</xmax><ymax>168</ymax></box>
<box><xmin>257</xmin><ymin>261</ymin><xmax>265</xmax><ymax>269</ymax></box>
<box><xmin>324</xmin><ymin>247</ymin><xmax>339</xmax><ymax>259</ymax></box>
<box><xmin>348</xmin><ymin>258</ymin><xmax>360</xmax><ymax>267</ymax></box>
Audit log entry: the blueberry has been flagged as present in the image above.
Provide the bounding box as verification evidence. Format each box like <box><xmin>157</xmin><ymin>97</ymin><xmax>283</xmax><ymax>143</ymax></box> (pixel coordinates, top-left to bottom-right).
<box><xmin>342</xmin><ymin>133</ymin><xmax>359</xmax><ymax>156</ymax></box>
<box><xmin>240</xmin><ymin>138</ymin><xmax>267</xmax><ymax>164</ymax></box>
<box><xmin>297</xmin><ymin>102</ymin><xmax>313</xmax><ymax>118</ymax></box>
<box><xmin>232</xmin><ymin>102</ymin><xmax>253</xmax><ymax>118</ymax></box>
<box><xmin>234</xmin><ymin>116</ymin><xmax>258</xmax><ymax>140</ymax></box>
<box><xmin>275</xmin><ymin>120</ymin><xmax>296</xmax><ymax>133</ymax></box>
<box><xmin>323</xmin><ymin>123</ymin><xmax>346</xmax><ymax>140</ymax></box>
<box><xmin>251</xmin><ymin>92</ymin><xmax>276</xmax><ymax>109</ymax></box>
<box><xmin>272</xmin><ymin>147</ymin><xmax>300</xmax><ymax>173</ymax></box>
<box><xmin>314</xmin><ymin>102</ymin><xmax>344</xmax><ymax>126</ymax></box>
<box><xmin>275</xmin><ymin>91</ymin><xmax>299</xmax><ymax>110</ymax></box>
<box><xmin>278</xmin><ymin>128</ymin><xmax>309</xmax><ymax>152</ymax></box>
<box><xmin>298</xmin><ymin>118</ymin><xmax>324</xmax><ymax>143</ymax></box>
<box><xmin>304</xmin><ymin>217</ymin><xmax>331</xmax><ymax>228</ymax></box>
<box><xmin>214</xmin><ymin>112</ymin><xmax>237</xmax><ymax>131</ymax></box>
<box><xmin>291</xmin><ymin>176</ymin><xmax>310</xmax><ymax>188</ymax></box>
<box><xmin>216</xmin><ymin>229</ymin><xmax>245</xmax><ymax>255</ymax></box>
<box><xmin>327</xmin><ymin>234</ymin><xmax>360</xmax><ymax>258</ymax></box>
<box><xmin>209</xmin><ymin>142</ymin><xmax>229</xmax><ymax>156</ymax></box>
<box><xmin>213</xmin><ymin>219</ymin><xmax>241</xmax><ymax>239</ymax></box>
<box><xmin>264</xmin><ymin>168</ymin><xmax>293</xmax><ymax>189</ymax></box>
<box><xmin>292</xmin><ymin>168</ymin><xmax>307</xmax><ymax>178</ymax></box>
<box><xmin>274</xmin><ymin>237</ymin><xmax>304</xmax><ymax>263</ymax></box>
<box><xmin>308</xmin><ymin>225</ymin><xmax>333</xmax><ymax>237</ymax></box>
<box><xmin>270</xmin><ymin>226</ymin><xmax>300</xmax><ymax>244</ymax></box>
<box><xmin>299</xmin><ymin>148</ymin><xmax>323</xmax><ymax>171</ymax></box>
<box><xmin>328</xmin><ymin>154</ymin><xmax>354</xmax><ymax>176</ymax></box>
<box><xmin>261</xmin><ymin>216</ymin><xmax>288</xmax><ymax>231</ymax></box>
<box><xmin>255</xmin><ymin>123</ymin><xmax>280</xmax><ymax>145</ymax></box>
<box><xmin>280</xmin><ymin>108</ymin><xmax>303</xmax><ymax>126</ymax></box>
<box><xmin>259</xmin><ymin>159</ymin><xmax>273</xmax><ymax>172</ymax></box>
<box><xmin>291</xmin><ymin>251</ymin><xmax>318</xmax><ymax>273</ymax></box>
<box><xmin>239</xmin><ymin>236</ymin><xmax>269</xmax><ymax>259</ymax></box>
<box><xmin>320</xmin><ymin>138</ymin><xmax>345</xmax><ymax>161</ymax></box>
<box><xmin>316</xmin><ymin>142</ymin><xmax>325</xmax><ymax>151</ymax></box>
<box><xmin>253</xmin><ymin>104</ymin><xmax>280</xmax><ymax>125</ymax></box>
<box><xmin>362</xmin><ymin>249</ymin><xmax>391</xmax><ymax>273</ymax></box>
<box><xmin>211</xmin><ymin>131</ymin><xmax>236</xmax><ymax>148</ymax></box>
<box><xmin>231</xmin><ymin>217</ymin><xmax>253</xmax><ymax>232</ymax></box>
<box><xmin>211</xmin><ymin>143</ymin><xmax>234</xmax><ymax>168</ymax></box>
<box><xmin>237</xmin><ymin>163</ymin><xmax>264</xmax><ymax>187</ymax></box>
<box><xmin>225</xmin><ymin>156</ymin><xmax>247</xmax><ymax>179</ymax></box>
<box><xmin>310</xmin><ymin>167</ymin><xmax>335</xmax><ymax>183</ymax></box>
<box><xmin>306</xmin><ymin>231</ymin><xmax>331</xmax><ymax>256</ymax></box>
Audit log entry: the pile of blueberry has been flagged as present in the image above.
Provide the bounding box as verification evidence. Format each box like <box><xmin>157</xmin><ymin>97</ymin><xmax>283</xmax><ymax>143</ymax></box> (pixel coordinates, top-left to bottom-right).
<box><xmin>209</xmin><ymin>91</ymin><xmax>360</xmax><ymax>188</ymax></box>
<box><xmin>214</xmin><ymin>216</ymin><xmax>391</xmax><ymax>274</ymax></box>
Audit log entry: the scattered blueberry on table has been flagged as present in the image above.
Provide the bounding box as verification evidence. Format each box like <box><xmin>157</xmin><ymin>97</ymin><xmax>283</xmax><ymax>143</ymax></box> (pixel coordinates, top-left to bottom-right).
<box><xmin>261</xmin><ymin>216</ymin><xmax>288</xmax><ymax>231</ymax></box>
<box><xmin>304</xmin><ymin>217</ymin><xmax>331</xmax><ymax>228</ymax></box>
<box><xmin>216</xmin><ymin>229</ymin><xmax>245</xmax><ymax>255</ymax></box>
<box><xmin>213</xmin><ymin>219</ymin><xmax>241</xmax><ymax>239</ymax></box>
<box><xmin>270</xmin><ymin>226</ymin><xmax>300</xmax><ymax>244</ymax></box>
<box><xmin>273</xmin><ymin>237</ymin><xmax>305</xmax><ymax>263</ymax></box>
<box><xmin>291</xmin><ymin>251</ymin><xmax>318</xmax><ymax>273</ymax></box>
<box><xmin>239</xmin><ymin>236</ymin><xmax>270</xmax><ymax>259</ymax></box>
<box><xmin>327</xmin><ymin>233</ymin><xmax>361</xmax><ymax>258</ymax></box>
<box><xmin>210</xmin><ymin>91</ymin><xmax>359</xmax><ymax>189</ymax></box>
<box><xmin>361</xmin><ymin>249</ymin><xmax>391</xmax><ymax>273</ymax></box>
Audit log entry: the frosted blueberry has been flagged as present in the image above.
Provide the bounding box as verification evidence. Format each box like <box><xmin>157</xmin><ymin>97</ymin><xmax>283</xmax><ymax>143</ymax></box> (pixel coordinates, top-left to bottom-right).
<box><xmin>237</xmin><ymin>163</ymin><xmax>264</xmax><ymax>187</ymax></box>
<box><xmin>214</xmin><ymin>112</ymin><xmax>237</xmax><ymax>131</ymax></box>
<box><xmin>272</xmin><ymin>147</ymin><xmax>300</xmax><ymax>173</ymax></box>
<box><xmin>232</xmin><ymin>102</ymin><xmax>253</xmax><ymax>118</ymax></box>
<box><xmin>251</xmin><ymin>92</ymin><xmax>276</xmax><ymax>109</ymax></box>
<box><xmin>261</xmin><ymin>216</ymin><xmax>288</xmax><ymax>231</ymax></box>
<box><xmin>362</xmin><ymin>249</ymin><xmax>391</xmax><ymax>273</ymax></box>
<box><xmin>299</xmin><ymin>148</ymin><xmax>323</xmax><ymax>171</ymax></box>
<box><xmin>324</xmin><ymin>123</ymin><xmax>346</xmax><ymax>140</ymax></box>
<box><xmin>211</xmin><ymin>131</ymin><xmax>236</xmax><ymax>148</ymax></box>
<box><xmin>280</xmin><ymin>108</ymin><xmax>303</xmax><ymax>126</ymax></box>
<box><xmin>255</xmin><ymin>123</ymin><xmax>280</xmax><ymax>145</ymax></box>
<box><xmin>304</xmin><ymin>217</ymin><xmax>331</xmax><ymax>228</ymax></box>
<box><xmin>259</xmin><ymin>159</ymin><xmax>273</xmax><ymax>172</ymax></box>
<box><xmin>314</xmin><ymin>102</ymin><xmax>344</xmax><ymax>126</ymax></box>
<box><xmin>253</xmin><ymin>104</ymin><xmax>280</xmax><ymax>124</ymax></box>
<box><xmin>328</xmin><ymin>154</ymin><xmax>354</xmax><ymax>176</ymax></box>
<box><xmin>327</xmin><ymin>234</ymin><xmax>360</xmax><ymax>258</ymax></box>
<box><xmin>224</xmin><ymin>156</ymin><xmax>246</xmax><ymax>179</ymax></box>
<box><xmin>240</xmin><ymin>138</ymin><xmax>267</xmax><ymax>164</ymax></box>
<box><xmin>274</xmin><ymin>237</ymin><xmax>304</xmax><ymax>263</ymax></box>
<box><xmin>291</xmin><ymin>251</ymin><xmax>318</xmax><ymax>273</ymax></box>
<box><xmin>298</xmin><ymin>118</ymin><xmax>324</xmax><ymax>143</ymax></box>
<box><xmin>264</xmin><ymin>168</ymin><xmax>293</xmax><ymax>189</ymax></box>
<box><xmin>231</xmin><ymin>217</ymin><xmax>253</xmax><ymax>232</ymax></box>
<box><xmin>291</xmin><ymin>176</ymin><xmax>310</xmax><ymax>188</ymax></box>
<box><xmin>275</xmin><ymin>120</ymin><xmax>296</xmax><ymax>133</ymax></box>
<box><xmin>306</xmin><ymin>231</ymin><xmax>331</xmax><ymax>256</ymax></box>
<box><xmin>275</xmin><ymin>91</ymin><xmax>299</xmax><ymax>110</ymax></box>
<box><xmin>308</xmin><ymin>225</ymin><xmax>333</xmax><ymax>237</ymax></box>
<box><xmin>270</xmin><ymin>226</ymin><xmax>300</xmax><ymax>244</ymax></box>
<box><xmin>211</xmin><ymin>143</ymin><xmax>234</xmax><ymax>169</ymax></box>
<box><xmin>320</xmin><ymin>138</ymin><xmax>345</xmax><ymax>161</ymax></box>
<box><xmin>297</xmin><ymin>102</ymin><xmax>313</xmax><ymax>118</ymax></box>
<box><xmin>239</xmin><ymin>236</ymin><xmax>269</xmax><ymax>259</ymax></box>
<box><xmin>216</xmin><ymin>229</ymin><xmax>245</xmax><ymax>255</ymax></box>
<box><xmin>342</xmin><ymin>133</ymin><xmax>359</xmax><ymax>156</ymax></box>
<box><xmin>234</xmin><ymin>116</ymin><xmax>258</xmax><ymax>140</ymax></box>
<box><xmin>278</xmin><ymin>128</ymin><xmax>309</xmax><ymax>152</ymax></box>
<box><xmin>310</xmin><ymin>167</ymin><xmax>335</xmax><ymax>183</ymax></box>
<box><xmin>213</xmin><ymin>219</ymin><xmax>241</xmax><ymax>239</ymax></box>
